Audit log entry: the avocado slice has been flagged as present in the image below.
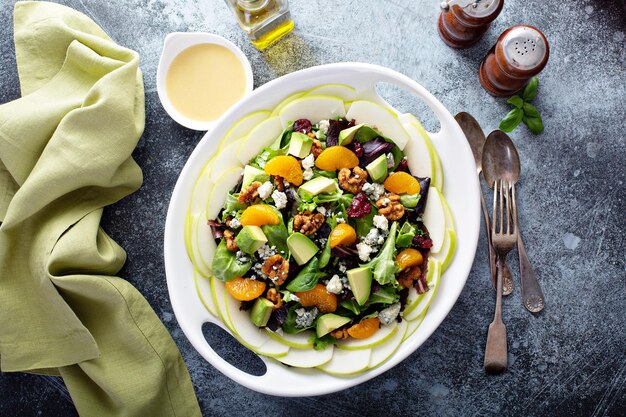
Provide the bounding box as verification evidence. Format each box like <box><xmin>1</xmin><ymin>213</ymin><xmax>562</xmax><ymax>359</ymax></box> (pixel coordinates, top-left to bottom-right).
<box><xmin>250</xmin><ymin>297</ymin><xmax>274</xmax><ymax>327</ymax></box>
<box><xmin>288</xmin><ymin>132</ymin><xmax>313</xmax><ymax>158</ymax></box>
<box><xmin>365</xmin><ymin>154</ymin><xmax>388</xmax><ymax>183</ymax></box>
<box><xmin>242</xmin><ymin>165</ymin><xmax>269</xmax><ymax>188</ymax></box>
<box><xmin>338</xmin><ymin>123</ymin><xmax>365</xmax><ymax>146</ymax></box>
<box><xmin>298</xmin><ymin>177</ymin><xmax>338</xmax><ymax>197</ymax></box>
<box><xmin>347</xmin><ymin>266</ymin><xmax>373</xmax><ymax>305</ymax></box>
<box><xmin>286</xmin><ymin>233</ymin><xmax>319</xmax><ymax>265</ymax></box>
<box><xmin>235</xmin><ymin>225</ymin><xmax>268</xmax><ymax>255</ymax></box>
<box><xmin>316</xmin><ymin>313</ymin><xmax>351</xmax><ymax>337</ymax></box>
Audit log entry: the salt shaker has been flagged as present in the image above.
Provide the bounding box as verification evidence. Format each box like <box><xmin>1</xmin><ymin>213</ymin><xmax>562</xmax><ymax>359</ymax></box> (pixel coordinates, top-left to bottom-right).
<box><xmin>438</xmin><ymin>0</ymin><xmax>504</xmax><ymax>48</ymax></box>
<box><xmin>479</xmin><ymin>25</ymin><xmax>549</xmax><ymax>96</ymax></box>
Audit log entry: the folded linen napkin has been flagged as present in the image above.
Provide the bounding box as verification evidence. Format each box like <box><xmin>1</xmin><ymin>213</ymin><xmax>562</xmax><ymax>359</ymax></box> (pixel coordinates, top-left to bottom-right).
<box><xmin>0</xmin><ymin>2</ymin><xmax>201</xmax><ymax>416</ymax></box>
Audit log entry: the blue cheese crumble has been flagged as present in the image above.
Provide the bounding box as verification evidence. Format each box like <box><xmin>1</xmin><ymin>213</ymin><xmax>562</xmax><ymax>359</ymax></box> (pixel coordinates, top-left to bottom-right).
<box><xmin>326</xmin><ymin>275</ymin><xmax>343</xmax><ymax>294</ymax></box>
<box><xmin>379</xmin><ymin>303</ymin><xmax>401</xmax><ymax>325</ymax></box>
<box><xmin>271</xmin><ymin>190</ymin><xmax>288</xmax><ymax>209</ymax></box>
<box><xmin>362</xmin><ymin>182</ymin><xmax>385</xmax><ymax>201</ymax></box>
<box><xmin>373</xmin><ymin>214</ymin><xmax>388</xmax><ymax>231</ymax></box>
<box><xmin>356</xmin><ymin>242</ymin><xmax>374</xmax><ymax>261</ymax></box>
<box><xmin>257</xmin><ymin>181</ymin><xmax>273</xmax><ymax>200</ymax></box>
<box><xmin>295</xmin><ymin>307</ymin><xmax>318</xmax><ymax>328</ymax></box>
<box><xmin>229</xmin><ymin>217</ymin><xmax>241</xmax><ymax>229</ymax></box>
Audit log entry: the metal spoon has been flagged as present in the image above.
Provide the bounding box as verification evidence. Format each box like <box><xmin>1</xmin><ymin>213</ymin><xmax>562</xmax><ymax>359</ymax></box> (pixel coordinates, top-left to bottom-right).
<box><xmin>482</xmin><ymin>130</ymin><xmax>545</xmax><ymax>313</ymax></box>
<box><xmin>455</xmin><ymin>112</ymin><xmax>514</xmax><ymax>295</ymax></box>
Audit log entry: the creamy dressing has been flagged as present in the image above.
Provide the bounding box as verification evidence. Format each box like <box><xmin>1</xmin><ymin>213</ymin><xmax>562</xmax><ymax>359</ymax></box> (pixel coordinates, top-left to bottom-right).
<box><xmin>166</xmin><ymin>43</ymin><xmax>246</xmax><ymax>122</ymax></box>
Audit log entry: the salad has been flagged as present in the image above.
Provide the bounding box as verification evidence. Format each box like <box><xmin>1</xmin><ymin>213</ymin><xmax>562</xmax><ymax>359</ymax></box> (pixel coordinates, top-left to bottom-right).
<box><xmin>209</xmin><ymin>115</ymin><xmax>436</xmax><ymax>350</ymax></box>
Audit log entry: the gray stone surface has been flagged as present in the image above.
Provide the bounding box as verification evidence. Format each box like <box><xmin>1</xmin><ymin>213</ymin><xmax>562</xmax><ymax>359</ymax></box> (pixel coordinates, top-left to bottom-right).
<box><xmin>1</xmin><ymin>0</ymin><xmax>625</xmax><ymax>416</ymax></box>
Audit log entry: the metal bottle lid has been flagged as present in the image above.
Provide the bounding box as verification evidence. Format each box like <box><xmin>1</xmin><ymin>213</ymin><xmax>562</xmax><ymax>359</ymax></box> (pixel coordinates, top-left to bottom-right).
<box><xmin>440</xmin><ymin>0</ymin><xmax>500</xmax><ymax>18</ymax></box>
<box><xmin>498</xmin><ymin>25</ymin><xmax>549</xmax><ymax>74</ymax></box>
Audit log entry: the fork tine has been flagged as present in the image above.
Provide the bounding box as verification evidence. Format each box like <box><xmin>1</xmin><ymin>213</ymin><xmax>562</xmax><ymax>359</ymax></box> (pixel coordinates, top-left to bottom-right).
<box><xmin>506</xmin><ymin>180</ymin><xmax>512</xmax><ymax>234</ymax></box>
<box><xmin>499</xmin><ymin>179</ymin><xmax>504</xmax><ymax>235</ymax></box>
<box><xmin>511</xmin><ymin>182</ymin><xmax>518</xmax><ymax>234</ymax></box>
<box><xmin>492</xmin><ymin>179</ymin><xmax>498</xmax><ymax>235</ymax></box>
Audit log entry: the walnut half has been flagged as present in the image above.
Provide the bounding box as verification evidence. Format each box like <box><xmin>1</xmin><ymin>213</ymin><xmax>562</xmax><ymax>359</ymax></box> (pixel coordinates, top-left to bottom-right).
<box><xmin>261</xmin><ymin>255</ymin><xmax>289</xmax><ymax>285</ymax></box>
<box><xmin>376</xmin><ymin>193</ymin><xmax>405</xmax><ymax>221</ymax></box>
<box><xmin>238</xmin><ymin>181</ymin><xmax>262</xmax><ymax>204</ymax></box>
<box><xmin>293</xmin><ymin>211</ymin><xmax>325</xmax><ymax>236</ymax></box>
<box><xmin>338</xmin><ymin>166</ymin><xmax>368</xmax><ymax>194</ymax></box>
<box><xmin>223</xmin><ymin>230</ymin><xmax>238</xmax><ymax>252</ymax></box>
<box><xmin>266</xmin><ymin>288</ymin><xmax>284</xmax><ymax>310</ymax></box>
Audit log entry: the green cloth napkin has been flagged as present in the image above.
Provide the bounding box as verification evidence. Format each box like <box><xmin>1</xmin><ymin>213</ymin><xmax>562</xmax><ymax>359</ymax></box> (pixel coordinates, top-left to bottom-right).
<box><xmin>0</xmin><ymin>2</ymin><xmax>201</xmax><ymax>416</ymax></box>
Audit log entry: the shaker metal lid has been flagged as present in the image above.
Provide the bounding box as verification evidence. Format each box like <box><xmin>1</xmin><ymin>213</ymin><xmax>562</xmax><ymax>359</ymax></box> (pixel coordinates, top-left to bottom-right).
<box><xmin>440</xmin><ymin>0</ymin><xmax>499</xmax><ymax>17</ymax></box>
<box><xmin>501</xmin><ymin>25</ymin><xmax>549</xmax><ymax>72</ymax></box>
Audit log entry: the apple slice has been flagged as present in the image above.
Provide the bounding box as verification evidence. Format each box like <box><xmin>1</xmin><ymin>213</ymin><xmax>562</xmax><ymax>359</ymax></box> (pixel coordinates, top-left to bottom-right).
<box><xmin>210</xmin><ymin>276</ymin><xmax>234</xmax><ymax>332</ymax></box>
<box><xmin>433</xmin><ymin>228</ymin><xmax>457</xmax><ymax>272</ymax></box>
<box><xmin>220</xmin><ymin>110</ymin><xmax>271</xmax><ymax>148</ymax></box>
<box><xmin>194</xmin><ymin>212</ymin><xmax>217</xmax><ymax>274</ymax></box>
<box><xmin>189</xmin><ymin>214</ymin><xmax>212</xmax><ymax>277</ymax></box>
<box><xmin>345</xmin><ymin>100</ymin><xmax>410</xmax><ymax>150</ymax></box>
<box><xmin>206</xmin><ymin>166</ymin><xmax>244</xmax><ymax>220</ymax></box>
<box><xmin>422</xmin><ymin>187</ymin><xmax>446</xmax><ymax>253</ymax></box>
<box><xmin>402</xmin><ymin>122</ymin><xmax>436</xmax><ymax>180</ymax></box>
<box><xmin>194</xmin><ymin>269</ymin><xmax>217</xmax><ymax>317</ymax></box>
<box><xmin>440</xmin><ymin>193</ymin><xmax>455</xmax><ymax>230</ymax></box>
<box><xmin>270</xmin><ymin>92</ymin><xmax>306</xmax><ymax>117</ymax></box>
<box><xmin>236</xmin><ymin>116</ymin><xmax>283</xmax><ymax>164</ymax></box>
<box><xmin>318</xmin><ymin>347</ymin><xmax>371</xmax><ymax>376</ymax></box>
<box><xmin>335</xmin><ymin>322</ymin><xmax>398</xmax><ymax>350</ymax></box>
<box><xmin>368</xmin><ymin>319</ymin><xmax>407</xmax><ymax>368</ymax></box>
<box><xmin>184</xmin><ymin>213</ymin><xmax>195</xmax><ymax>267</ymax></box>
<box><xmin>278</xmin><ymin>95</ymin><xmax>346</xmax><ymax>128</ymax></box>
<box><xmin>189</xmin><ymin>163</ymin><xmax>214</xmax><ymax>216</ymax></box>
<box><xmin>264</xmin><ymin>329</ymin><xmax>314</xmax><ymax>349</ymax></box>
<box><xmin>400</xmin><ymin>114</ymin><xmax>444</xmax><ymax>190</ymax></box>
<box><xmin>209</xmin><ymin>140</ymin><xmax>244</xmax><ymax>182</ymax></box>
<box><xmin>275</xmin><ymin>345</ymin><xmax>333</xmax><ymax>368</ymax></box>
<box><xmin>403</xmin><ymin>258</ymin><xmax>441</xmax><ymax>321</ymax></box>
<box><xmin>306</xmin><ymin>84</ymin><xmax>357</xmax><ymax>102</ymax></box>
<box><xmin>402</xmin><ymin>256</ymin><xmax>440</xmax><ymax>318</ymax></box>
<box><xmin>402</xmin><ymin>310</ymin><xmax>427</xmax><ymax>342</ymax></box>
<box><xmin>223</xmin><ymin>288</ymin><xmax>289</xmax><ymax>358</ymax></box>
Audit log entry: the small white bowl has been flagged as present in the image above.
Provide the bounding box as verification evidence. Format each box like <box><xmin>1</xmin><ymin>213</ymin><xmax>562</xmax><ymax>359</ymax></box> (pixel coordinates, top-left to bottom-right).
<box><xmin>156</xmin><ymin>32</ymin><xmax>254</xmax><ymax>131</ymax></box>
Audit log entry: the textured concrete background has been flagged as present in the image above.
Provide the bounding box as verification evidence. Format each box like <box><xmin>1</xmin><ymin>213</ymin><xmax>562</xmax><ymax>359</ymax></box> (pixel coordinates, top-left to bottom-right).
<box><xmin>1</xmin><ymin>0</ymin><xmax>625</xmax><ymax>416</ymax></box>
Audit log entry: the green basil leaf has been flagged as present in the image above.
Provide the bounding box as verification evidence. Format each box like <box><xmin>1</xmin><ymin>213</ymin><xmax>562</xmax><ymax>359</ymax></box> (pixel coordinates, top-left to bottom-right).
<box><xmin>522</xmin><ymin>115</ymin><xmax>544</xmax><ymax>135</ymax></box>
<box><xmin>261</xmin><ymin>223</ymin><xmax>290</xmax><ymax>255</ymax></box>
<box><xmin>507</xmin><ymin>95</ymin><xmax>524</xmax><ymax>109</ymax></box>
<box><xmin>286</xmin><ymin>258</ymin><xmax>326</xmax><ymax>292</ymax></box>
<box><xmin>282</xmin><ymin>303</ymin><xmax>307</xmax><ymax>334</ymax></box>
<box><xmin>211</xmin><ymin>240</ymin><xmax>251</xmax><ymax>281</ymax></box>
<box><xmin>522</xmin><ymin>76</ymin><xmax>539</xmax><ymax>101</ymax></box>
<box><xmin>522</xmin><ymin>102</ymin><xmax>541</xmax><ymax>118</ymax></box>
<box><xmin>499</xmin><ymin>108</ymin><xmax>523</xmax><ymax>133</ymax></box>
<box><xmin>340</xmin><ymin>299</ymin><xmax>361</xmax><ymax>315</ymax></box>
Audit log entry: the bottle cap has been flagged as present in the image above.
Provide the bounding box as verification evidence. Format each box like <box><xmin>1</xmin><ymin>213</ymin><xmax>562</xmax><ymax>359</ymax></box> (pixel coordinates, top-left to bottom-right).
<box><xmin>498</xmin><ymin>25</ymin><xmax>549</xmax><ymax>75</ymax></box>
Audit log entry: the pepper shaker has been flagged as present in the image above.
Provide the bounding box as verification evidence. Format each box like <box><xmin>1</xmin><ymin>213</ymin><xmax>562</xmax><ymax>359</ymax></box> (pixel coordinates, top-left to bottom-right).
<box><xmin>438</xmin><ymin>0</ymin><xmax>504</xmax><ymax>48</ymax></box>
<box><xmin>479</xmin><ymin>25</ymin><xmax>549</xmax><ymax>96</ymax></box>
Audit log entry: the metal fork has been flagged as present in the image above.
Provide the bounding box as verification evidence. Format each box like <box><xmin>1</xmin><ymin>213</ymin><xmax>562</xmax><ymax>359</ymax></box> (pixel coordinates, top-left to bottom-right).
<box><xmin>484</xmin><ymin>179</ymin><xmax>517</xmax><ymax>373</ymax></box>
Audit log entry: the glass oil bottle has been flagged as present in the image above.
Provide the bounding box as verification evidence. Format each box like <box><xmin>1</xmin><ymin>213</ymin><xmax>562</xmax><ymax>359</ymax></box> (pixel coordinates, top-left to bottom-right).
<box><xmin>225</xmin><ymin>0</ymin><xmax>294</xmax><ymax>50</ymax></box>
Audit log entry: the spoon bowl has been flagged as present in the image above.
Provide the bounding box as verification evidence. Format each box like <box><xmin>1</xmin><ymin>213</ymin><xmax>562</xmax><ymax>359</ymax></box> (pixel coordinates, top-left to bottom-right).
<box><xmin>455</xmin><ymin>112</ymin><xmax>487</xmax><ymax>175</ymax></box>
<box><xmin>482</xmin><ymin>130</ymin><xmax>521</xmax><ymax>188</ymax></box>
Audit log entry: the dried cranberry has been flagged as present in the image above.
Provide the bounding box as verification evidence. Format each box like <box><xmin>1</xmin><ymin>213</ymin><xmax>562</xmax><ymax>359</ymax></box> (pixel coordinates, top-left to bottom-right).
<box><xmin>351</xmin><ymin>142</ymin><xmax>364</xmax><ymax>157</ymax></box>
<box><xmin>293</xmin><ymin>119</ymin><xmax>312</xmax><ymax>133</ymax></box>
<box><xmin>347</xmin><ymin>118</ymin><xmax>356</xmax><ymax>128</ymax></box>
<box><xmin>347</xmin><ymin>192</ymin><xmax>372</xmax><ymax>218</ymax></box>
<box><xmin>396</xmin><ymin>158</ymin><xmax>409</xmax><ymax>172</ymax></box>
<box><xmin>413</xmin><ymin>235</ymin><xmax>433</xmax><ymax>249</ymax></box>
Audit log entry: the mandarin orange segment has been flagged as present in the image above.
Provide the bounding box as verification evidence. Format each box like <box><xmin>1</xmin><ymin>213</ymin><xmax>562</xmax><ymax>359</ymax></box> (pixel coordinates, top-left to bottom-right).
<box><xmin>396</xmin><ymin>248</ymin><xmax>424</xmax><ymax>271</ymax></box>
<box><xmin>384</xmin><ymin>172</ymin><xmax>421</xmax><ymax>195</ymax></box>
<box><xmin>225</xmin><ymin>277</ymin><xmax>266</xmax><ymax>301</ymax></box>
<box><xmin>240</xmin><ymin>204</ymin><xmax>280</xmax><ymax>226</ymax></box>
<box><xmin>264</xmin><ymin>155</ymin><xmax>303</xmax><ymax>186</ymax></box>
<box><xmin>329</xmin><ymin>223</ymin><xmax>357</xmax><ymax>248</ymax></box>
<box><xmin>314</xmin><ymin>146</ymin><xmax>359</xmax><ymax>171</ymax></box>
<box><xmin>295</xmin><ymin>283</ymin><xmax>337</xmax><ymax>313</ymax></box>
<box><xmin>347</xmin><ymin>317</ymin><xmax>380</xmax><ymax>339</ymax></box>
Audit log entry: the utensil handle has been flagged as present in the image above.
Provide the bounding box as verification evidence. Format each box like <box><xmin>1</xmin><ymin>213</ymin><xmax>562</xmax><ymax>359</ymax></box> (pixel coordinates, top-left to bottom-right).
<box><xmin>484</xmin><ymin>257</ymin><xmax>508</xmax><ymax>373</ymax></box>
<box><xmin>518</xmin><ymin>233</ymin><xmax>545</xmax><ymax>313</ymax></box>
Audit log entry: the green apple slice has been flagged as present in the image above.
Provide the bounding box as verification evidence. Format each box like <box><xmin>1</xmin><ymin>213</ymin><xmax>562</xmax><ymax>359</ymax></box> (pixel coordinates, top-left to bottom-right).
<box><xmin>219</xmin><ymin>110</ymin><xmax>271</xmax><ymax>149</ymax></box>
<box><xmin>432</xmin><ymin>228</ymin><xmax>457</xmax><ymax>272</ymax></box>
<box><xmin>264</xmin><ymin>329</ymin><xmax>314</xmax><ymax>349</ymax></box>
<box><xmin>401</xmin><ymin>122</ymin><xmax>436</xmax><ymax>180</ymax></box>
<box><xmin>206</xmin><ymin>166</ymin><xmax>244</xmax><ymax>220</ymax></box>
<box><xmin>210</xmin><ymin>276</ymin><xmax>234</xmax><ymax>332</ymax></box>
<box><xmin>415</xmin><ymin>120</ymin><xmax>444</xmax><ymax>191</ymax></box>
<box><xmin>402</xmin><ymin>256</ymin><xmax>440</xmax><ymax>318</ymax></box>
<box><xmin>209</xmin><ymin>140</ymin><xmax>244</xmax><ymax>182</ymax></box>
<box><xmin>189</xmin><ymin>213</ymin><xmax>211</xmax><ymax>277</ymax></box>
<box><xmin>270</xmin><ymin>92</ymin><xmax>306</xmax><ymax>117</ymax></box>
<box><xmin>184</xmin><ymin>213</ymin><xmax>195</xmax><ymax>266</ymax></box>
<box><xmin>275</xmin><ymin>345</ymin><xmax>333</xmax><ymax>368</ymax></box>
<box><xmin>189</xmin><ymin>163</ymin><xmax>214</xmax><ymax>216</ymax></box>
<box><xmin>318</xmin><ymin>346</ymin><xmax>371</xmax><ymax>376</ymax></box>
<box><xmin>422</xmin><ymin>187</ymin><xmax>446</xmax><ymax>253</ymax></box>
<box><xmin>194</xmin><ymin>212</ymin><xmax>217</xmax><ymax>275</ymax></box>
<box><xmin>403</xmin><ymin>258</ymin><xmax>442</xmax><ymax>321</ymax></box>
<box><xmin>194</xmin><ymin>269</ymin><xmax>217</xmax><ymax>317</ymax></box>
<box><xmin>440</xmin><ymin>193</ymin><xmax>455</xmax><ymax>230</ymax></box>
<box><xmin>306</xmin><ymin>84</ymin><xmax>357</xmax><ymax>102</ymax></box>
<box><xmin>402</xmin><ymin>310</ymin><xmax>427</xmax><ymax>342</ymax></box>
<box><xmin>223</xmin><ymin>288</ymin><xmax>289</xmax><ymax>358</ymax></box>
<box><xmin>335</xmin><ymin>322</ymin><xmax>398</xmax><ymax>350</ymax></box>
<box><xmin>345</xmin><ymin>100</ymin><xmax>410</xmax><ymax>150</ymax></box>
<box><xmin>278</xmin><ymin>95</ymin><xmax>346</xmax><ymax>129</ymax></box>
<box><xmin>368</xmin><ymin>319</ymin><xmax>407</xmax><ymax>369</ymax></box>
<box><xmin>236</xmin><ymin>116</ymin><xmax>283</xmax><ymax>164</ymax></box>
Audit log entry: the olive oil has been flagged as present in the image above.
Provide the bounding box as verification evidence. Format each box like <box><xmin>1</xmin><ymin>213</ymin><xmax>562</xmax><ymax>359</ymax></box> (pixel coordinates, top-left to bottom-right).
<box><xmin>225</xmin><ymin>0</ymin><xmax>294</xmax><ymax>50</ymax></box>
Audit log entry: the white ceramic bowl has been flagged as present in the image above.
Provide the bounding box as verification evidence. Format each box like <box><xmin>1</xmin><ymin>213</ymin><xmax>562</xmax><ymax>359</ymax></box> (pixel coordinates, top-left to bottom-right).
<box><xmin>164</xmin><ymin>63</ymin><xmax>480</xmax><ymax>396</ymax></box>
<box><xmin>156</xmin><ymin>32</ymin><xmax>254</xmax><ymax>131</ymax></box>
